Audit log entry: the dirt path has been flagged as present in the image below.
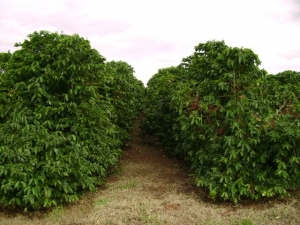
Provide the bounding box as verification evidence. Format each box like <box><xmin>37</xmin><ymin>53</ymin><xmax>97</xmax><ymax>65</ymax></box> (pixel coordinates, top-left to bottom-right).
<box><xmin>0</xmin><ymin>115</ymin><xmax>300</xmax><ymax>225</ymax></box>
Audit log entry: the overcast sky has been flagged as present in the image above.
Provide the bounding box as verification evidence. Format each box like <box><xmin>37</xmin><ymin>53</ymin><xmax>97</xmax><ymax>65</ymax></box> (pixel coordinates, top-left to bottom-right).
<box><xmin>1</xmin><ymin>0</ymin><xmax>299</xmax><ymax>84</ymax></box>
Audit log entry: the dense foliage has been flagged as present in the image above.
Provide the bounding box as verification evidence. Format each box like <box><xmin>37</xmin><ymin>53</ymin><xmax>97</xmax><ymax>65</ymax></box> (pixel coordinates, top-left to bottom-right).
<box><xmin>0</xmin><ymin>31</ymin><xmax>144</xmax><ymax>209</ymax></box>
<box><xmin>104</xmin><ymin>61</ymin><xmax>145</xmax><ymax>142</ymax></box>
<box><xmin>1</xmin><ymin>31</ymin><xmax>299</xmax><ymax>208</ymax></box>
<box><xmin>142</xmin><ymin>40</ymin><xmax>300</xmax><ymax>203</ymax></box>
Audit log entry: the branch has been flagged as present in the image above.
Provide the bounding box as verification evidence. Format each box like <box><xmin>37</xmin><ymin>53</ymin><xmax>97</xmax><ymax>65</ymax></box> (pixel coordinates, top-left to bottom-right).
<box><xmin>277</xmin><ymin>100</ymin><xmax>286</xmax><ymax>114</ymax></box>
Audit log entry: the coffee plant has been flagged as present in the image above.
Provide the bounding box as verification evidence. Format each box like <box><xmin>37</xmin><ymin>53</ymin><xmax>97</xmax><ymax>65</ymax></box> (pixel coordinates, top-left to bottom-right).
<box><xmin>104</xmin><ymin>61</ymin><xmax>145</xmax><ymax>142</ymax></box>
<box><xmin>0</xmin><ymin>31</ymin><xmax>144</xmax><ymax>209</ymax></box>
<box><xmin>143</xmin><ymin>40</ymin><xmax>300</xmax><ymax>203</ymax></box>
<box><xmin>140</xmin><ymin>66</ymin><xmax>184</xmax><ymax>147</ymax></box>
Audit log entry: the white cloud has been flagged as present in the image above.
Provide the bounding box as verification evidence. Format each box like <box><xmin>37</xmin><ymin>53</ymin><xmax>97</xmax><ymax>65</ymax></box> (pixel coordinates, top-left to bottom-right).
<box><xmin>0</xmin><ymin>0</ymin><xmax>299</xmax><ymax>84</ymax></box>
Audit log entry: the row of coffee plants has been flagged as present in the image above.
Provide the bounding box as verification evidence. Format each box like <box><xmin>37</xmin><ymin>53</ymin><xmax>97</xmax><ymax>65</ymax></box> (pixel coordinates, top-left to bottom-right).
<box><xmin>0</xmin><ymin>31</ymin><xmax>144</xmax><ymax>209</ymax></box>
<box><xmin>142</xmin><ymin>40</ymin><xmax>300</xmax><ymax>203</ymax></box>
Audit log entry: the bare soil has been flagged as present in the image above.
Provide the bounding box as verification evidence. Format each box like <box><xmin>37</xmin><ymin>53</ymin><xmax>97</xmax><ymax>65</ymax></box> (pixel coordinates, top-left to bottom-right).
<box><xmin>0</xmin><ymin>115</ymin><xmax>299</xmax><ymax>225</ymax></box>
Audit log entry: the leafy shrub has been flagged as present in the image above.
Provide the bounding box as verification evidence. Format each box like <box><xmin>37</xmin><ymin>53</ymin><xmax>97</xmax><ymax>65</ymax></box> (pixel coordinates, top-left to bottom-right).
<box><xmin>140</xmin><ymin>66</ymin><xmax>184</xmax><ymax>147</ymax></box>
<box><xmin>143</xmin><ymin>40</ymin><xmax>300</xmax><ymax>202</ymax></box>
<box><xmin>104</xmin><ymin>61</ymin><xmax>145</xmax><ymax>142</ymax></box>
<box><xmin>0</xmin><ymin>31</ymin><xmax>124</xmax><ymax>209</ymax></box>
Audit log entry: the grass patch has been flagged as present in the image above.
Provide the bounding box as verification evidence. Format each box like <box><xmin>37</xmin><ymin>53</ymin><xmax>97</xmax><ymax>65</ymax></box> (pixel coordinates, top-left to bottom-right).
<box><xmin>48</xmin><ymin>206</ymin><xmax>64</xmax><ymax>224</ymax></box>
<box><xmin>208</xmin><ymin>218</ymin><xmax>253</xmax><ymax>225</ymax></box>
<box><xmin>139</xmin><ymin>203</ymin><xmax>163</xmax><ymax>225</ymax></box>
<box><xmin>116</xmin><ymin>180</ymin><xmax>138</xmax><ymax>189</ymax></box>
<box><xmin>233</xmin><ymin>218</ymin><xmax>253</xmax><ymax>225</ymax></box>
<box><xmin>94</xmin><ymin>197</ymin><xmax>111</xmax><ymax>206</ymax></box>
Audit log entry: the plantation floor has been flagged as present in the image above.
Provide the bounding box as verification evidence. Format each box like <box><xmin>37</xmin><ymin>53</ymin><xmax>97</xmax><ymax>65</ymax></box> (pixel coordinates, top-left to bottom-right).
<box><xmin>1</xmin><ymin>115</ymin><xmax>300</xmax><ymax>225</ymax></box>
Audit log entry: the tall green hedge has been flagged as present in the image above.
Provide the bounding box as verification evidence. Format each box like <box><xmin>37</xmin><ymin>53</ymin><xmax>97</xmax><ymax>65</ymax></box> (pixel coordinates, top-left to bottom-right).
<box><xmin>104</xmin><ymin>61</ymin><xmax>145</xmax><ymax>142</ymax></box>
<box><xmin>0</xmin><ymin>31</ymin><xmax>144</xmax><ymax>209</ymax></box>
<box><xmin>143</xmin><ymin>40</ymin><xmax>300</xmax><ymax>203</ymax></box>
